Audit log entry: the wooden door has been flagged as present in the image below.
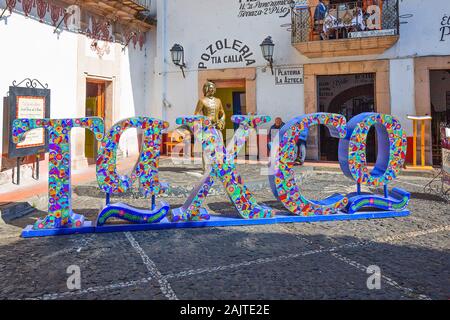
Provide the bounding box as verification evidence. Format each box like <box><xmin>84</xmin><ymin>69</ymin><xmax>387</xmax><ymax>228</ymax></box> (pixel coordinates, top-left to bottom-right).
<box><xmin>85</xmin><ymin>81</ymin><xmax>105</xmax><ymax>160</ymax></box>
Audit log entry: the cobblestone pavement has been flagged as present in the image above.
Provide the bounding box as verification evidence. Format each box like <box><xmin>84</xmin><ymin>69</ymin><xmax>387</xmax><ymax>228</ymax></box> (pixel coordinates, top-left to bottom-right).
<box><xmin>0</xmin><ymin>159</ymin><xmax>448</xmax><ymax>300</ymax></box>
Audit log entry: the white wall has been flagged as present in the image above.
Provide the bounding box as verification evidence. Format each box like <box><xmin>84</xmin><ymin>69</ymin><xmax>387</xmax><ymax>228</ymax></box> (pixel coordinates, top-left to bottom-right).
<box><xmin>256</xmin><ymin>68</ymin><xmax>304</xmax><ymax>129</ymax></box>
<box><xmin>154</xmin><ymin>0</ymin><xmax>306</xmax><ymax>129</ymax></box>
<box><xmin>388</xmin><ymin>0</ymin><xmax>450</xmax><ymax>58</ymax></box>
<box><xmin>390</xmin><ymin>58</ymin><xmax>416</xmax><ymax>136</ymax></box>
<box><xmin>159</xmin><ymin>0</ymin><xmax>450</xmax><ymax>71</ymax></box>
<box><xmin>0</xmin><ymin>1</ymin><xmax>153</xmax><ymax>168</ymax></box>
<box><xmin>0</xmin><ymin>7</ymin><xmax>78</xmax><ymax>168</ymax></box>
<box><xmin>163</xmin><ymin>0</ymin><xmax>300</xmax><ymax>70</ymax></box>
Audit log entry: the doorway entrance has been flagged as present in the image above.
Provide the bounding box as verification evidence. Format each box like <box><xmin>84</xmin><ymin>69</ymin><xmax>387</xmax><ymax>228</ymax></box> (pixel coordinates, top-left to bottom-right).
<box><xmin>85</xmin><ymin>79</ymin><xmax>107</xmax><ymax>164</ymax></box>
<box><xmin>429</xmin><ymin>70</ymin><xmax>450</xmax><ymax>166</ymax></box>
<box><xmin>317</xmin><ymin>73</ymin><xmax>376</xmax><ymax>162</ymax></box>
<box><xmin>198</xmin><ymin>68</ymin><xmax>257</xmax><ymax>158</ymax></box>
<box><xmin>215</xmin><ymin>83</ymin><xmax>246</xmax><ymax>140</ymax></box>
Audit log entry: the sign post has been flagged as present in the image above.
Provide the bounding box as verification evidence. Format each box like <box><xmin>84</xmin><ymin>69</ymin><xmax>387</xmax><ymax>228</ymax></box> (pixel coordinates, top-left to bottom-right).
<box><xmin>7</xmin><ymin>79</ymin><xmax>50</xmax><ymax>184</ymax></box>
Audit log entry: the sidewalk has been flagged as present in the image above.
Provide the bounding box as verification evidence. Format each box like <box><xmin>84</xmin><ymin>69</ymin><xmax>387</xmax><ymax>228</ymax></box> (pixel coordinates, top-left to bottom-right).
<box><xmin>303</xmin><ymin>161</ymin><xmax>439</xmax><ymax>178</ymax></box>
<box><xmin>0</xmin><ymin>156</ymin><xmax>270</xmax><ymax>202</ymax></box>
<box><xmin>0</xmin><ymin>158</ymin><xmax>139</xmax><ymax>203</ymax></box>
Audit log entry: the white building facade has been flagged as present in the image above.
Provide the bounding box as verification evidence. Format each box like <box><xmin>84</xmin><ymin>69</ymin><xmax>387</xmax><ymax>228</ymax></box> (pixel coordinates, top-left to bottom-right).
<box><xmin>1</xmin><ymin>0</ymin><xmax>449</xmax><ymax>182</ymax></box>
<box><xmin>0</xmin><ymin>0</ymin><xmax>156</xmax><ymax>179</ymax></box>
<box><xmin>152</xmin><ymin>0</ymin><xmax>449</xmax><ymax>165</ymax></box>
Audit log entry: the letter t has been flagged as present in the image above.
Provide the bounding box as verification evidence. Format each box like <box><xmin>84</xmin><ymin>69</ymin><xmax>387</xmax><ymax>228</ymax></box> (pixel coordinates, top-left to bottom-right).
<box><xmin>12</xmin><ymin>117</ymin><xmax>104</xmax><ymax>230</ymax></box>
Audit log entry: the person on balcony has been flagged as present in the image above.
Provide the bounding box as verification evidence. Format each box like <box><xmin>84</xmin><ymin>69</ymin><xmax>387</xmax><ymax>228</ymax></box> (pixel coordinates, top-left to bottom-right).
<box><xmin>314</xmin><ymin>0</ymin><xmax>328</xmax><ymax>21</ymax></box>
<box><xmin>313</xmin><ymin>0</ymin><xmax>328</xmax><ymax>39</ymax></box>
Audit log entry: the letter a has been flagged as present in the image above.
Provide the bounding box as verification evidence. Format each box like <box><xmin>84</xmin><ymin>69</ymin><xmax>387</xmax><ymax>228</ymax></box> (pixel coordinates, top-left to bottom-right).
<box><xmin>66</xmin><ymin>265</ymin><xmax>81</xmax><ymax>290</ymax></box>
<box><xmin>366</xmin><ymin>265</ymin><xmax>381</xmax><ymax>290</ymax></box>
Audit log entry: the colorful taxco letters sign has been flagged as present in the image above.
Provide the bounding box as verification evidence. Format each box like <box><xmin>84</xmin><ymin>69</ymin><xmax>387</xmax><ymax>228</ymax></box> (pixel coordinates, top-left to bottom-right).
<box><xmin>12</xmin><ymin>112</ymin><xmax>410</xmax><ymax>238</ymax></box>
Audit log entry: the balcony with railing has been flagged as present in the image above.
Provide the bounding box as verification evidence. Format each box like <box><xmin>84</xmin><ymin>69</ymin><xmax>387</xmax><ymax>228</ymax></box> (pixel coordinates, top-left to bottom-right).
<box><xmin>125</xmin><ymin>0</ymin><xmax>152</xmax><ymax>11</ymax></box>
<box><xmin>291</xmin><ymin>0</ymin><xmax>399</xmax><ymax>58</ymax></box>
<box><xmin>92</xmin><ymin>0</ymin><xmax>151</xmax><ymax>11</ymax></box>
<box><xmin>60</xmin><ymin>0</ymin><xmax>155</xmax><ymax>28</ymax></box>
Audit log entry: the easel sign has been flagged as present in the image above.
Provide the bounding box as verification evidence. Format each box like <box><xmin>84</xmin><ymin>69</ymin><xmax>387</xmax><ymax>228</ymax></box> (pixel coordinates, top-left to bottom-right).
<box><xmin>8</xmin><ymin>79</ymin><xmax>50</xmax><ymax>158</ymax></box>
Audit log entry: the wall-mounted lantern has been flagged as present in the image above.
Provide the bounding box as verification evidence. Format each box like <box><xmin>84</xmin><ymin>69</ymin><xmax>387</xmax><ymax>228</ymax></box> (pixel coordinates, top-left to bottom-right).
<box><xmin>260</xmin><ymin>36</ymin><xmax>275</xmax><ymax>75</ymax></box>
<box><xmin>289</xmin><ymin>0</ymin><xmax>296</xmax><ymax>10</ymax></box>
<box><xmin>170</xmin><ymin>43</ymin><xmax>186</xmax><ymax>78</ymax></box>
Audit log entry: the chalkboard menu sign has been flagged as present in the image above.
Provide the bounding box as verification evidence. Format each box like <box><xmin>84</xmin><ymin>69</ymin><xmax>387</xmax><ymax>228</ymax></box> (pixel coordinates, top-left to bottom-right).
<box><xmin>7</xmin><ymin>82</ymin><xmax>50</xmax><ymax>158</ymax></box>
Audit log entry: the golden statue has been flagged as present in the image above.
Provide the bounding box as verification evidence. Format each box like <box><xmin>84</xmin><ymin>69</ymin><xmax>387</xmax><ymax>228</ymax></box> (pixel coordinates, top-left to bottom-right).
<box><xmin>194</xmin><ymin>81</ymin><xmax>225</xmax><ymax>130</ymax></box>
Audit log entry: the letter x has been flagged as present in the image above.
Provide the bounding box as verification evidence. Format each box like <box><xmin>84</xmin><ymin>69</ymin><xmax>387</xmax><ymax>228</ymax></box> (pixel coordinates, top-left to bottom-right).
<box><xmin>169</xmin><ymin>115</ymin><xmax>272</xmax><ymax>222</ymax></box>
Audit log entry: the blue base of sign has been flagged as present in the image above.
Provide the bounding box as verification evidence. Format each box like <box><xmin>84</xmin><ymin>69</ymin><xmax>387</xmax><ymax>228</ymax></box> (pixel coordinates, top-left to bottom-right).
<box><xmin>20</xmin><ymin>210</ymin><xmax>410</xmax><ymax>238</ymax></box>
<box><xmin>21</xmin><ymin>221</ymin><xmax>95</xmax><ymax>238</ymax></box>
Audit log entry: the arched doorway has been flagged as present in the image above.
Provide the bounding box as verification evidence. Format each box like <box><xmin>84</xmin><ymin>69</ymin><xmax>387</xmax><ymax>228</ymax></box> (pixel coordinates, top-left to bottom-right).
<box><xmin>318</xmin><ymin>74</ymin><xmax>376</xmax><ymax>162</ymax></box>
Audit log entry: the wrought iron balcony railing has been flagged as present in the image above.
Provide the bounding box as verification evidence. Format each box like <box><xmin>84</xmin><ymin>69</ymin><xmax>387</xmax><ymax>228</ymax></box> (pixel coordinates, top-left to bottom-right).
<box><xmin>127</xmin><ymin>0</ymin><xmax>152</xmax><ymax>11</ymax></box>
<box><xmin>291</xmin><ymin>0</ymin><xmax>399</xmax><ymax>43</ymax></box>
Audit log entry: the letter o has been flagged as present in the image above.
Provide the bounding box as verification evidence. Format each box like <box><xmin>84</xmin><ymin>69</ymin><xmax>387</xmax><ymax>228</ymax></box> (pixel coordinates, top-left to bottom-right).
<box><xmin>215</xmin><ymin>40</ymin><xmax>224</xmax><ymax>50</ymax></box>
<box><xmin>201</xmin><ymin>53</ymin><xmax>210</xmax><ymax>61</ymax></box>
<box><xmin>338</xmin><ymin>113</ymin><xmax>407</xmax><ymax>186</ymax></box>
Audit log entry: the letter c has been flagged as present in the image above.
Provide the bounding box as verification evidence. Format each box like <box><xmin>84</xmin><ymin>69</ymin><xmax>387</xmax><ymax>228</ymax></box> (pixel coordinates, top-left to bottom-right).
<box><xmin>269</xmin><ymin>113</ymin><xmax>349</xmax><ymax>215</ymax></box>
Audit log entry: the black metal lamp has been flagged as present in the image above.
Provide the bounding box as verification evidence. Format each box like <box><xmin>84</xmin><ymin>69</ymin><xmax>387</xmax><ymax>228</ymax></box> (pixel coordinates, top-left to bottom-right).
<box><xmin>260</xmin><ymin>36</ymin><xmax>275</xmax><ymax>75</ymax></box>
<box><xmin>170</xmin><ymin>43</ymin><xmax>186</xmax><ymax>78</ymax></box>
<box><xmin>289</xmin><ymin>0</ymin><xmax>296</xmax><ymax>10</ymax></box>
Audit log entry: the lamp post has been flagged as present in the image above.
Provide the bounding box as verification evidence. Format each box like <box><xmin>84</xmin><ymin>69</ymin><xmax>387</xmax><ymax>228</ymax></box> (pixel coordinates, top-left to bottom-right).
<box><xmin>170</xmin><ymin>43</ymin><xmax>186</xmax><ymax>78</ymax></box>
<box><xmin>289</xmin><ymin>0</ymin><xmax>296</xmax><ymax>11</ymax></box>
<box><xmin>260</xmin><ymin>36</ymin><xmax>275</xmax><ymax>75</ymax></box>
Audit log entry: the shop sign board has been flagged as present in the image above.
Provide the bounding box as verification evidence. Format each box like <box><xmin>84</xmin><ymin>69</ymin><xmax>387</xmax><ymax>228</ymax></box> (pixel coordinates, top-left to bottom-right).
<box><xmin>275</xmin><ymin>67</ymin><xmax>303</xmax><ymax>85</ymax></box>
<box><xmin>8</xmin><ymin>85</ymin><xmax>50</xmax><ymax>158</ymax></box>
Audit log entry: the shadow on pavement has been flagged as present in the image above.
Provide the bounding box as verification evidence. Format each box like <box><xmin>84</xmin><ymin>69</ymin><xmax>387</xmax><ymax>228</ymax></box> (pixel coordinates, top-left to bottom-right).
<box><xmin>0</xmin><ymin>225</ymin><xmax>447</xmax><ymax>300</ymax></box>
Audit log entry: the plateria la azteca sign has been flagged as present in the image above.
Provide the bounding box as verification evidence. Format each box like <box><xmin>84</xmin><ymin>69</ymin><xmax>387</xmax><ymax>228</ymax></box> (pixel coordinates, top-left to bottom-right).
<box><xmin>275</xmin><ymin>67</ymin><xmax>304</xmax><ymax>85</ymax></box>
<box><xmin>12</xmin><ymin>113</ymin><xmax>411</xmax><ymax>238</ymax></box>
